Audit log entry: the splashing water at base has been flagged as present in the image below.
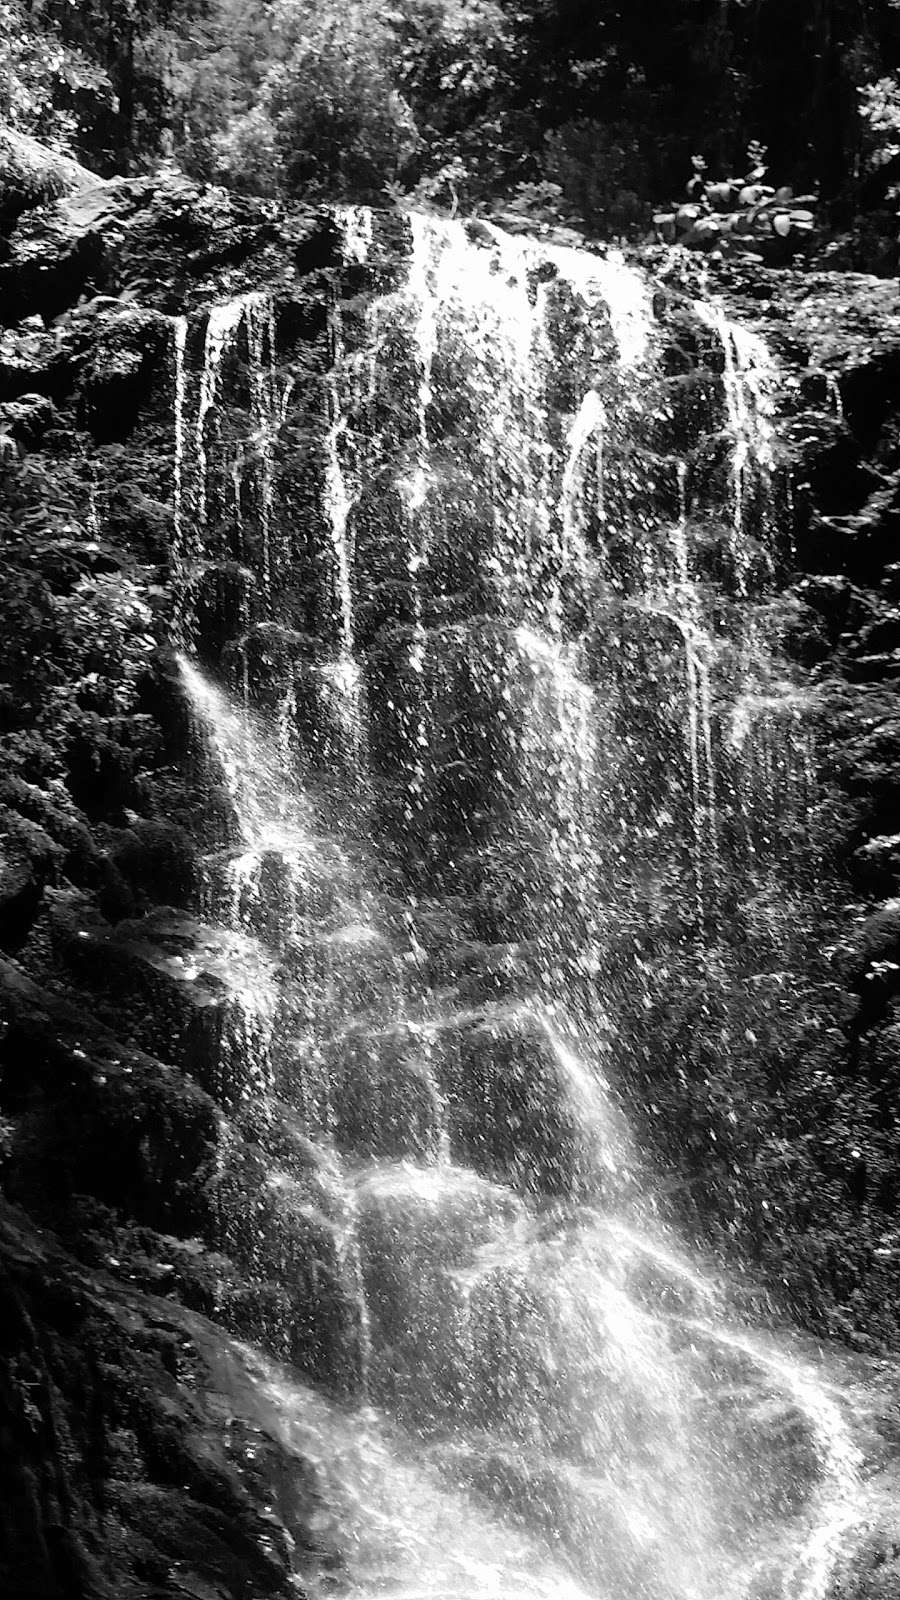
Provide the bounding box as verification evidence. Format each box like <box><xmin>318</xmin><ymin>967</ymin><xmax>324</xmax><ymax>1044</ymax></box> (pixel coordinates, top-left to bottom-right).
<box><xmin>180</xmin><ymin>647</ymin><xmax>868</xmax><ymax>1600</ymax></box>
<box><xmin>687</xmin><ymin>1321</ymin><xmax>866</xmax><ymax>1600</ymax></box>
<box><xmin>249</xmin><ymin>1350</ymin><xmax>599</xmax><ymax>1600</ymax></box>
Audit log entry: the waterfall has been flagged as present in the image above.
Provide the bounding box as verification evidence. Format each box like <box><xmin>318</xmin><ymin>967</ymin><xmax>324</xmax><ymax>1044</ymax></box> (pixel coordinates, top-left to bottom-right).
<box><xmin>319</xmin><ymin>206</ymin><xmax>376</xmax><ymax>760</ymax></box>
<box><xmin>323</xmin><ymin>300</ymin><xmax>365</xmax><ymax>760</ymax></box>
<box><xmin>693</xmin><ymin>298</ymin><xmax>778</xmax><ymax>594</ymax></box>
<box><xmin>171</xmin><ymin>314</ymin><xmax>188</xmax><ymax>548</ymax></box>
<box><xmin>195</xmin><ymin>299</ymin><xmax>249</xmax><ymax>535</ymax></box>
<box><xmin>400</xmin><ymin>215</ymin><xmax>439</xmax><ymax>814</ymax></box>
<box><xmin>170</xmin><ymin>209</ymin><xmax>865</xmax><ymax>1600</ymax></box>
<box><xmin>170</xmin><ymin>291</ymin><xmax>289</xmax><ymax>650</ymax></box>
<box><xmin>337</xmin><ymin>202</ymin><xmax>374</xmax><ymax>264</ymax></box>
<box><xmin>243</xmin><ymin>293</ymin><xmax>280</xmax><ymax>600</ymax></box>
<box><xmin>560</xmin><ymin>388</ymin><xmax>605</xmax><ymax>573</ymax></box>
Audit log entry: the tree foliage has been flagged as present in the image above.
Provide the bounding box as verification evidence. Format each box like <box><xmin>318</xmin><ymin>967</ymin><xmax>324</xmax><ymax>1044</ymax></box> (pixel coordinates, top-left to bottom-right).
<box><xmin>0</xmin><ymin>0</ymin><xmax>110</xmax><ymax>150</ymax></box>
<box><xmin>3</xmin><ymin>0</ymin><xmax>899</xmax><ymax>240</ymax></box>
<box><xmin>203</xmin><ymin>2</ymin><xmax>421</xmax><ymax>199</ymax></box>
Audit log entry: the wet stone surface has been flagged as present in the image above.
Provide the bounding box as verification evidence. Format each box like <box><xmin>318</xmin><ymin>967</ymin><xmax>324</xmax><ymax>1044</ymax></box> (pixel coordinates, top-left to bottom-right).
<box><xmin>1</xmin><ymin>179</ymin><xmax>900</xmax><ymax>1599</ymax></box>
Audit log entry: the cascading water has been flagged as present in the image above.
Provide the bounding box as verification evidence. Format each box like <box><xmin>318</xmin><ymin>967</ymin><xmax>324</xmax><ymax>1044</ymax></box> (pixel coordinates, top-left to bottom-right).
<box><xmin>169</xmin><ymin>210</ymin><xmax>866</xmax><ymax>1599</ymax></box>
<box><xmin>693</xmin><ymin>297</ymin><xmax>779</xmax><ymax>595</ymax></box>
<box><xmin>195</xmin><ymin>299</ymin><xmax>250</xmax><ymax>536</ymax></box>
<box><xmin>323</xmin><ymin>300</ymin><xmax>363</xmax><ymax>748</ymax></box>
<box><xmin>560</xmin><ymin>388</ymin><xmax>606</xmax><ymax>568</ymax></box>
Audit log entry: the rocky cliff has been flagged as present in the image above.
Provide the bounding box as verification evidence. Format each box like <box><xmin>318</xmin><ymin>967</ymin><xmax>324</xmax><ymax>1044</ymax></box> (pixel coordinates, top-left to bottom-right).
<box><xmin>2</xmin><ymin>167</ymin><xmax>900</xmax><ymax>1597</ymax></box>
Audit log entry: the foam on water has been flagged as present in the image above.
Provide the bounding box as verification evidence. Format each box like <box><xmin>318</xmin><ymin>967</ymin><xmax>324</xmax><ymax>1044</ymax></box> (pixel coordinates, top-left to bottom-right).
<box><xmin>254</xmin><ymin>1355</ymin><xmax>599</xmax><ymax>1600</ymax></box>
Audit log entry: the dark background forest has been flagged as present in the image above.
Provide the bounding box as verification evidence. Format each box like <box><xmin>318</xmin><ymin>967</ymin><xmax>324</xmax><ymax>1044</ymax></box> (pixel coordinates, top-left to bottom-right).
<box><xmin>3</xmin><ymin>0</ymin><xmax>900</xmax><ymax>259</ymax></box>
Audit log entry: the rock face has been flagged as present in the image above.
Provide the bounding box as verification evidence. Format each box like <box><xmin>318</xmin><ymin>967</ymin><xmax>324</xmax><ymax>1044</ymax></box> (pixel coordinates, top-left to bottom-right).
<box><xmin>728</xmin><ymin>265</ymin><xmax>900</xmax><ymax>1308</ymax></box>
<box><xmin>2</xmin><ymin>167</ymin><xmax>900</xmax><ymax>1593</ymax></box>
<box><xmin>0</xmin><ymin>174</ymin><xmax>347</xmax><ymax>1594</ymax></box>
<box><xmin>0</xmin><ymin>1203</ymin><xmax>332</xmax><ymax>1600</ymax></box>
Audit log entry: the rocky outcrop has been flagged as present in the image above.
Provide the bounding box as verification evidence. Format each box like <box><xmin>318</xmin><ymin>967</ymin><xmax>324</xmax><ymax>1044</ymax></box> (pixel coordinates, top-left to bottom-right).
<box><xmin>0</xmin><ymin>1201</ymin><xmax>329</xmax><ymax>1600</ymax></box>
<box><xmin>3</xmin><ymin>161</ymin><xmax>900</xmax><ymax>1591</ymax></box>
<box><xmin>702</xmin><ymin>264</ymin><xmax>900</xmax><ymax>1335</ymax></box>
<box><xmin>0</xmin><ymin>127</ymin><xmax>103</xmax><ymax>229</ymax></box>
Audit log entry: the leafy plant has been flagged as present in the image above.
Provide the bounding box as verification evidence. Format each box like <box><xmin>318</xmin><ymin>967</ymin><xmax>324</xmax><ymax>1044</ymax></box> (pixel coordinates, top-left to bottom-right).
<box><xmin>859</xmin><ymin>73</ymin><xmax>900</xmax><ymax>204</ymax></box>
<box><xmin>0</xmin><ymin>0</ymin><xmax>110</xmax><ymax>152</ymax></box>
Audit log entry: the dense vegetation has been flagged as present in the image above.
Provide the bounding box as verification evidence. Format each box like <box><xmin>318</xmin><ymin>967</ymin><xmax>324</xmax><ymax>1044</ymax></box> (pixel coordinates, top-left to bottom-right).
<box><xmin>3</xmin><ymin>0</ymin><xmax>900</xmax><ymax>251</ymax></box>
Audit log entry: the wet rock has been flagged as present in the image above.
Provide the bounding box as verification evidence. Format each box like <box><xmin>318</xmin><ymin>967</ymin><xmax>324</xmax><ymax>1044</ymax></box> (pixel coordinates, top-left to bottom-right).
<box><xmin>190</xmin><ymin>562</ymin><xmax>256</xmax><ymax>665</ymax></box>
<box><xmin>0</xmin><ymin>128</ymin><xmax>102</xmax><ymax>226</ymax></box>
<box><xmin>855</xmin><ymin>610</ymin><xmax>900</xmax><ymax>657</ymax></box>
<box><xmin>330</xmin><ymin>1022</ymin><xmax>443</xmax><ymax>1162</ymax></box>
<box><xmin>435</xmin><ymin>1006</ymin><xmax>596</xmax><ymax>1198</ymax></box>
<box><xmin>0</xmin><ymin>392</ymin><xmax>56</xmax><ymax>449</ymax></box>
<box><xmin>441</xmin><ymin>1440</ymin><xmax>680</xmax><ymax>1599</ymax></box>
<box><xmin>853</xmin><ymin>834</ymin><xmax>900</xmax><ymax>896</ymax></box>
<box><xmin>221</xmin><ymin>621</ymin><xmax>316</xmax><ymax>697</ymax></box>
<box><xmin>832</xmin><ymin>1525</ymin><xmax>900</xmax><ymax>1600</ymax></box>
<box><xmin>0</xmin><ymin>816</ymin><xmax>60</xmax><ymax>952</ymax></box>
<box><xmin>859</xmin><ymin>900</ymin><xmax>900</xmax><ymax>964</ymax></box>
<box><xmin>356</xmin><ymin>1160</ymin><xmax>523</xmax><ymax>1418</ymax></box>
<box><xmin>0</xmin><ymin>1202</ymin><xmax>324</xmax><ymax>1600</ymax></box>
<box><xmin>0</xmin><ymin>774</ymin><xmax>103</xmax><ymax>891</ymax></box>
<box><xmin>50</xmin><ymin>903</ymin><xmax>276</xmax><ymax>1101</ymax></box>
<box><xmin>796</xmin><ymin>575</ymin><xmax>870</xmax><ymax>643</ymax></box>
<box><xmin>79</xmin><ymin>308</ymin><xmax>170</xmax><ymax>442</ymax></box>
<box><xmin>214</xmin><ymin>1138</ymin><xmax>366</xmax><ymax>1394</ymax></box>
<box><xmin>846</xmin><ymin>650</ymin><xmax>900</xmax><ymax>684</ymax></box>
<box><xmin>0</xmin><ymin>187</ymin><xmax>111</xmax><ymax>324</ymax></box>
<box><xmin>289</xmin><ymin>919</ymin><xmax>401</xmax><ymax>1017</ymax></box>
<box><xmin>0</xmin><ymin>954</ymin><xmax>217</xmax><ymax>1234</ymax></box>
<box><xmin>0</xmin><ymin>841</ymin><xmax>45</xmax><ymax>950</ymax></box>
<box><xmin>789</xmin><ymin>414</ymin><xmax>869</xmax><ymax>517</ymax></box>
<box><xmin>799</xmin><ymin>495</ymin><xmax>900</xmax><ymax>582</ymax></box>
<box><xmin>0</xmin><ymin>172</ymin><xmax>303</xmax><ymax>330</ymax></box>
<box><xmin>431</xmin><ymin>935</ymin><xmax>532</xmax><ymax>1005</ymax></box>
<box><xmin>0</xmin><ymin>322</ymin><xmax>68</xmax><ymax>403</ymax></box>
<box><xmin>112</xmin><ymin>819</ymin><xmax>199</xmax><ymax>908</ymax></box>
<box><xmin>852</xmin><ymin>900</ymin><xmax>900</xmax><ymax>1026</ymax></box>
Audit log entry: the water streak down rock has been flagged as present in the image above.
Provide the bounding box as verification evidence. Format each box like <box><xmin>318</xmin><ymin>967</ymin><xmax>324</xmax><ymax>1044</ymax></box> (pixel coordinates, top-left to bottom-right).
<box><xmin>169</xmin><ymin>211</ymin><xmax>865</xmax><ymax>1600</ymax></box>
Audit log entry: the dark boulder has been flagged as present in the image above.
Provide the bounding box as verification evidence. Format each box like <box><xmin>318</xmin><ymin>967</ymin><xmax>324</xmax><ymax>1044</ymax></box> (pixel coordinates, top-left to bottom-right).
<box><xmin>0</xmin><ymin>1202</ymin><xmax>327</xmax><ymax>1600</ymax></box>
<box><xmin>0</xmin><ymin>955</ymin><xmax>218</xmax><ymax>1236</ymax></box>
<box><xmin>79</xmin><ymin>308</ymin><xmax>170</xmax><ymax>443</ymax></box>
<box><xmin>112</xmin><ymin>819</ymin><xmax>198</xmax><ymax>908</ymax></box>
